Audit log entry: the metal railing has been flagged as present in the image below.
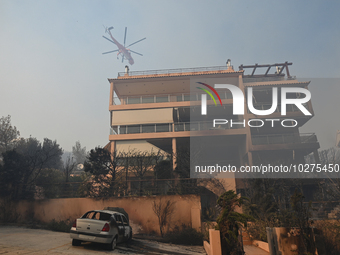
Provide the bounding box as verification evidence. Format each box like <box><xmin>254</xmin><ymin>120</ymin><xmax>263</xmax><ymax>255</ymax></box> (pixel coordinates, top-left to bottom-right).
<box><xmin>252</xmin><ymin>133</ymin><xmax>317</xmax><ymax>145</ymax></box>
<box><xmin>113</xmin><ymin>91</ymin><xmax>233</xmax><ymax>105</ymax></box>
<box><xmin>247</xmin><ymin>103</ymin><xmax>308</xmax><ymax>113</ymax></box>
<box><xmin>32</xmin><ymin>178</ymin><xmax>202</xmax><ymax>199</ymax></box>
<box><xmin>174</xmin><ymin>120</ymin><xmax>244</xmax><ymax>132</ymax></box>
<box><xmin>111</xmin><ymin>120</ymin><xmax>244</xmax><ymax>135</ymax></box>
<box><xmin>118</xmin><ymin>65</ymin><xmax>233</xmax><ymax>77</ymax></box>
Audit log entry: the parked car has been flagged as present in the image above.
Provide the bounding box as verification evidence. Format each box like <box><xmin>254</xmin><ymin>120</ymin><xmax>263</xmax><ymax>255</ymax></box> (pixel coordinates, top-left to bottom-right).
<box><xmin>70</xmin><ymin>209</ymin><xmax>132</xmax><ymax>250</ymax></box>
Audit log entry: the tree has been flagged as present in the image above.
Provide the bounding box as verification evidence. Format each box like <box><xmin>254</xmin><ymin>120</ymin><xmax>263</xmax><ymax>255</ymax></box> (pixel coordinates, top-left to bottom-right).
<box><xmin>216</xmin><ymin>190</ymin><xmax>253</xmax><ymax>255</ymax></box>
<box><xmin>72</xmin><ymin>141</ymin><xmax>87</xmax><ymax>165</ymax></box>
<box><xmin>152</xmin><ymin>197</ymin><xmax>176</xmax><ymax>237</ymax></box>
<box><xmin>0</xmin><ymin>137</ymin><xmax>63</xmax><ymax>200</ymax></box>
<box><xmin>83</xmin><ymin>147</ymin><xmax>124</xmax><ymax>197</ymax></box>
<box><xmin>63</xmin><ymin>155</ymin><xmax>77</xmax><ymax>182</ymax></box>
<box><xmin>129</xmin><ymin>150</ymin><xmax>162</xmax><ymax>196</ymax></box>
<box><xmin>129</xmin><ymin>150</ymin><xmax>162</xmax><ymax>179</ymax></box>
<box><xmin>0</xmin><ymin>150</ymin><xmax>32</xmax><ymax>200</ymax></box>
<box><xmin>289</xmin><ymin>189</ymin><xmax>317</xmax><ymax>255</ymax></box>
<box><xmin>154</xmin><ymin>160</ymin><xmax>172</xmax><ymax>179</ymax></box>
<box><xmin>0</xmin><ymin>115</ymin><xmax>20</xmax><ymax>153</ymax></box>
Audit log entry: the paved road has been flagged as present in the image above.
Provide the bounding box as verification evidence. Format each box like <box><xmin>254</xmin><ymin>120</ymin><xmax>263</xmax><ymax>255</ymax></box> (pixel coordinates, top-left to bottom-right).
<box><xmin>0</xmin><ymin>226</ymin><xmax>205</xmax><ymax>255</ymax></box>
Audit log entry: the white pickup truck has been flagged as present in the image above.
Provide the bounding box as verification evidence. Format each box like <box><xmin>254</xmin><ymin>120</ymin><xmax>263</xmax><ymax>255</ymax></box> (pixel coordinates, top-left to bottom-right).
<box><xmin>70</xmin><ymin>209</ymin><xmax>132</xmax><ymax>250</ymax></box>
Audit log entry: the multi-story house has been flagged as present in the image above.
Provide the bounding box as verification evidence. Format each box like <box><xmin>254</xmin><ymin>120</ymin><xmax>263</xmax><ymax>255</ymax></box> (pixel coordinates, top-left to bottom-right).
<box><xmin>107</xmin><ymin>62</ymin><xmax>320</xmax><ymax>191</ymax></box>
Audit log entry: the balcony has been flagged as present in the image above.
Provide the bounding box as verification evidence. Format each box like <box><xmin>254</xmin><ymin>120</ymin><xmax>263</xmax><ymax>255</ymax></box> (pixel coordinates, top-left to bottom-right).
<box><xmin>112</xmin><ymin>91</ymin><xmax>233</xmax><ymax>106</ymax></box>
<box><xmin>247</xmin><ymin>103</ymin><xmax>309</xmax><ymax>114</ymax></box>
<box><xmin>117</xmin><ymin>65</ymin><xmax>235</xmax><ymax>78</ymax></box>
<box><xmin>110</xmin><ymin>120</ymin><xmax>244</xmax><ymax>135</ymax></box>
<box><xmin>252</xmin><ymin>133</ymin><xmax>317</xmax><ymax>145</ymax></box>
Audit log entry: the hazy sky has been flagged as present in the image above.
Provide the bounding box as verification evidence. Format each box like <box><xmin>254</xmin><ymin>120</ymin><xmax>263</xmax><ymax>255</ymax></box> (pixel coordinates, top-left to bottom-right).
<box><xmin>1</xmin><ymin>0</ymin><xmax>339</xmax><ymax>152</ymax></box>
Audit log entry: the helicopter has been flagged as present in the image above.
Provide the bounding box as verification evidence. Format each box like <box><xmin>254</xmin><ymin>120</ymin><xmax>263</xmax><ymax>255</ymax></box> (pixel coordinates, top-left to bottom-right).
<box><xmin>102</xmin><ymin>26</ymin><xmax>146</xmax><ymax>65</ymax></box>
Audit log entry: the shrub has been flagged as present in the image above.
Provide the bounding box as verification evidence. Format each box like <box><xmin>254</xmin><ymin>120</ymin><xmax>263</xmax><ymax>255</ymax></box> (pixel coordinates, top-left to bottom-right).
<box><xmin>166</xmin><ymin>224</ymin><xmax>204</xmax><ymax>245</ymax></box>
<box><xmin>47</xmin><ymin>219</ymin><xmax>73</xmax><ymax>233</ymax></box>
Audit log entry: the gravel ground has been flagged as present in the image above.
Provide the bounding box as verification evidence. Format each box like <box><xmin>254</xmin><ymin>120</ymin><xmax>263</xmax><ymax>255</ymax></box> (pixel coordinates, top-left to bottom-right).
<box><xmin>0</xmin><ymin>226</ymin><xmax>206</xmax><ymax>255</ymax></box>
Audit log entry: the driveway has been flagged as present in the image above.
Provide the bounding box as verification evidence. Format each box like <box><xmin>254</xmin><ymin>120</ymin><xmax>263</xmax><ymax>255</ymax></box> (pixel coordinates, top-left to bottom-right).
<box><xmin>0</xmin><ymin>226</ymin><xmax>205</xmax><ymax>255</ymax></box>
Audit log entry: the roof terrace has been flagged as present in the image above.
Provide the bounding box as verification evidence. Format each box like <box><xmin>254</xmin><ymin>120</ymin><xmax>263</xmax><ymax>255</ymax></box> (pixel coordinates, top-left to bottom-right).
<box><xmin>116</xmin><ymin>65</ymin><xmax>239</xmax><ymax>79</ymax></box>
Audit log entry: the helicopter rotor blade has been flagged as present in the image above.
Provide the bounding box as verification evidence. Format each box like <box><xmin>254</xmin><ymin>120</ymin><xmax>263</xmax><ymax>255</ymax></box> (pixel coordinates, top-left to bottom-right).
<box><xmin>102</xmin><ymin>49</ymin><xmax>119</xmax><ymax>55</ymax></box>
<box><xmin>102</xmin><ymin>36</ymin><xmax>117</xmax><ymax>45</ymax></box>
<box><xmin>126</xmin><ymin>37</ymin><xmax>146</xmax><ymax>48</ymax></box>
<box><xmin>124</xmin><ymin>27</ymin><xmax>127</xmax><ymax>47</ymax></box>
<box><xmin>129</xmin><ymin>50</ymin><xmax>143</xmax><ymax>56</ymax></box>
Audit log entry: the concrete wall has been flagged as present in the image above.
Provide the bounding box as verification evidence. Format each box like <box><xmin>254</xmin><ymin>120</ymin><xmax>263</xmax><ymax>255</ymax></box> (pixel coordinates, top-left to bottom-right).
<box><xmin>15</xmin><ymin>194</ymin><xmax>201</xmax><ymax>235</ymax></box>
<box><xmin>204</xmin><ymin>229</ymin><xmax>222</xmax><ymax>255</ymax></box>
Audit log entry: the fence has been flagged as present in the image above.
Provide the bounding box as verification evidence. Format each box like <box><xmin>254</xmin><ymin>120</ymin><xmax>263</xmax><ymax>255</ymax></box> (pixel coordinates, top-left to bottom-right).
<box><xmin>28</xmin><ymin>178</ymin><xmax>202</xmax><ymax>200</ymax></box>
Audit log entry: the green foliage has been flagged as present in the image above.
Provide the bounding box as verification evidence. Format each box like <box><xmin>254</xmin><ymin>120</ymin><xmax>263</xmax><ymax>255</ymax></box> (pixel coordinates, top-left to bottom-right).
<box><xmin>0</xmin><ymin>137</ymin><xmax>63</xmax><ymax>201</ymax></box>
<box><xmin>84</xmin><ymin>147</ymin><xmax>115</xmax><ymax>176</ymax></box>
<box><xmin>0</xmin><ymin>115</ymin><xmax>20</xmax><ymax>153</ymax></box>
<box><xmin>165</xmin><ymin>224</ymin><xmax>204</xmax><ymax>245</ymax></box>
<box><xmin>35</xmin><ymin>168</ymin><xmax>65</xmax><ymax>198</ymax></box>
<box><xmin>83</xmin><ymin>147</ymin><xmax>125</xmax><ymax>197</ymax></box>
<box><xmin>216</xmin><ymin>190</ymin><xmax>253</xmax><ymax>255</ymax></box>
<box><xmin>288</xmin><ymin>189</ymin><xmax>316</xmax><ymax>255</ymax></box>
<box><xmin>154</xmin><ymin>160</ymin><xmax>172</xmax><ymax>179</ymax></box>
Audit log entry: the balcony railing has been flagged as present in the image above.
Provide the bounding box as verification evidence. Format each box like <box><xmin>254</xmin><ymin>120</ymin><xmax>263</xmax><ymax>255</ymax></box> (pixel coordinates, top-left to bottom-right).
<box><xmin>113</xmin><ymin>91</ymin><xmax>233</xmax><ymax>106</ymax></box>
<box><xmin>117</xmin><ymin>65</ymin><xmax>234</xmax><ymax>77</ymax></box>
<box><xmin>247</xmin><ymin>103</ymin><xmax>309</xmax><ymax>114</ymax></box>
<box><xmin>252</xmin><ymin>133</ymin><xmax>317</xmax><ymax>145</ymax></box>
<box><xmin>174</xmin><ymin>120</ymin><xmax>243</xmax><ymax>132</ymax></box>
<box><xmin>110</xmin><ymin>120</ymin><xmax>244</xmax><ymax>135</ymax></box>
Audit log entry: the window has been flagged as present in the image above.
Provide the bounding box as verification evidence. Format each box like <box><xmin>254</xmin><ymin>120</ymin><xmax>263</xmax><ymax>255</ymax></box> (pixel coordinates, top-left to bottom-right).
<box><xmin>83</xmin><ymin>211</ymin><xmax>96</xmax><ymax>219</ymax></box>
<box><xmin>127</xmin><ymin>97</ymin><xmax>141</xmax><ymax>104</ymax></box>
<box><xmin>142</xmin><ymin>96</ymin><xmax>154</xmax><ymax>103</ymax></box>
<box><xmin>156</xmin><ymin>124</ymin><xmax>170</xmax><ymax>132</ymax></box>
<box><xmin>127</xmin><ymin>125</ymin><xmax>140</xmax><ymax>134</ymax></box>
<box><xmin>114</xmin><ymin>214</ymin><xmax>123</xmax><ymax>225</ymax></box>
<box><xmin>142</xmin><ymin>124</ymin><xmax>155</xmax><ymax>133</ymax></box>
<box><xmin>156</xmin><ymin>96</ymin><xmax>169</xmax><ymax>103</ymax></box>
<box><xmin>122</xmin><ymin>216</ymin><xmax>128</xmax><ymax>226</ymax></box>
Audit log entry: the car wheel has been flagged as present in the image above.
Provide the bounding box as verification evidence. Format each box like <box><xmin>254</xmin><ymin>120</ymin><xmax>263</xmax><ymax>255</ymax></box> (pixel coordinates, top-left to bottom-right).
<box><xmin>108</xmin><ymin>236</ymin><xmax>117</xmax><ymax>251</ymax></box>
<box><xmin>72</xmin><ymin>239</ymin><xmax>81</xmax><ymax>246</ymax></box>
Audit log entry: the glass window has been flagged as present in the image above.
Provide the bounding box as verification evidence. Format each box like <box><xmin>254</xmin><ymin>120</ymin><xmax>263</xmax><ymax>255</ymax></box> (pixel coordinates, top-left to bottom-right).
<box><xmin>127</xmin><ymin>125</ymin><xmax>140</xmax><ymax>134</ymax></box>
<box><xmin>156</xmin><ymin>96</ymin><xmax>169</xmax><ymax>103</ymax></box>
<box><xmin>127</xmin><ymin>97</ymin><xmax>141</xmax><ymax>104</ymax></box>
<box><xmin>190</xmin><ymin>94</ymin><xmax>198</xmax><ymax>101</ymax></box>
<box><xmin>111</xmin><ymin>126</ymin><xmax>118</xmax><ymax>135</ymax></box>
<box><xmin>183</xmin><ymin>95</ymin><xmax>191</xmax><ymax>101</ymax></box>
<box><xmin>156</xmin><ymin>124</ymin><xmax>170</xmax><ymax>132</ymax></box>
<box><xmin>142</xmin><ymin>96</ymin><xmax>154</xmax><ymax>103</ymax></box>
<box><xmin>175</xmin><ymin>123</ymin><xmax>184</xmax><ymax>132</ymax></box>
<box><xmin>218</xmin><ymin>91</ymin><xmax>226</xmax><ymax>99</ymax></box>
<box><xmin>114</xmin><ymin>214</ymin><xmax>123</xmax><ymax>225</ymax></box>
<box><xmin>120</xmin><ymin>126</ymin><xmax>127</xmax><ymax>134</ymax></box>
<box><xmin>83</xmin><ymin>211</ymin><xmax>95</xmax><ymax>219</ymax></box>
<box><xmin>177</xmin><ymin>95</ymin><xmax>183</xmax><ymax>102</ymax></box>
<box><xmin>142</xmin><ymin>124</ymin><xmax>155</xmax><ymax>133</ymax></box>
<box><xmin>122</xmin><ymin>216</ymin><xmax>128</xmax><ymax>226</ymax></box>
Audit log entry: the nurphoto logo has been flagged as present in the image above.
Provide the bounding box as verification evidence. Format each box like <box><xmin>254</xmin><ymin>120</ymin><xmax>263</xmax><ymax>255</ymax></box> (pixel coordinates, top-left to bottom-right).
<box><xmin>197</xmin><ymin>82</ymin><xmax>312</xmax><ymax>128</ymax></box>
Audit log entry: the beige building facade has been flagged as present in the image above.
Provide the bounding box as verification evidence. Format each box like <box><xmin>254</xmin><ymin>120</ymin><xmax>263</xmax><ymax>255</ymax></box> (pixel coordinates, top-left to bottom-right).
<box><xmin>107</xmin><ymin>62</ymin><xmax>320</xmax><ymax>190</ymax></box>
